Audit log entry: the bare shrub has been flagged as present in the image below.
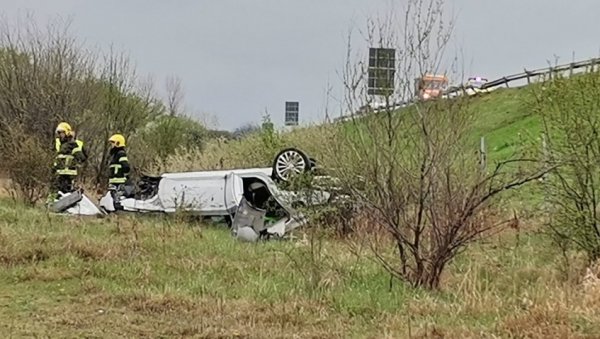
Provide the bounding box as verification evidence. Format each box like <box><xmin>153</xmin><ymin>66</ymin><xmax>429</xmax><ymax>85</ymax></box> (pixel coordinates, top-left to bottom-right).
<box><xmin>0</xmin><ymin>18</ymin><xmax>98</xmax><ymax>201</ymax></box>
<box><xmin>0</xmin><ymin>125</ymin><xmax>53</xmax><ymax>204</ymax></box>
<box><xmin>78</xmin><ymin>49</ymin><xmax>163</xmax><ymax>186</ymax></box>
<box><xmin>327</xmin><ymin>0</ymin><xmax>548</xmax><ymax>289</ymax></box>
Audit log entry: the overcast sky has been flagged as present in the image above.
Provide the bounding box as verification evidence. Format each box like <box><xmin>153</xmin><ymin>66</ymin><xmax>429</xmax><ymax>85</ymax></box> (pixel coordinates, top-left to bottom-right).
<box><xmin>1</xmin><ymin>0</ymin><xmax>599</xmax><ymax>131</ymax></box>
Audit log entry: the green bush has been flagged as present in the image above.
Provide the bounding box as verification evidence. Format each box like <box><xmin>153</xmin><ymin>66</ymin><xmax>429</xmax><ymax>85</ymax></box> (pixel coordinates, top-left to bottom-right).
<box><xmin>535</xmin><ymin>70</ymin><xmax>600</xmax><ymax>261</ymax></box>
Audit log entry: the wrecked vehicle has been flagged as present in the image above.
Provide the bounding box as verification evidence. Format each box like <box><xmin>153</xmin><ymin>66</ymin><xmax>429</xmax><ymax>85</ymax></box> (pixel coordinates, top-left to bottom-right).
<box><xmin>49</xmin><ymin>148</ymin><xmax>338</xmax><ymax>242</ymax></box>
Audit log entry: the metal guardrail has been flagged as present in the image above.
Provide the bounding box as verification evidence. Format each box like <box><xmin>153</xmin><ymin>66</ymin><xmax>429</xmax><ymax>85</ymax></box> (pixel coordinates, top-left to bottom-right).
<box><xmin>333</xmin><ymin>57</ymin><xmax>600</xmax><ymax>123</ymax></box>
<box><xmin>480</xmin><ymin>57</ymin><xmax>600</xmax><ymax>89</ymax></box>
<box><xmin>444</xmin><ymin>57</ymin><xmax>600</xmax><ymax>95</ymax></box>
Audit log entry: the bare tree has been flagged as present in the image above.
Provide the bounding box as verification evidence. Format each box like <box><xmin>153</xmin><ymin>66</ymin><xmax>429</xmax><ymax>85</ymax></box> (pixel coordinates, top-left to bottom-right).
<box><xmin>165</xmin><ymin>75</ymin><xmax>185</xmax><ymax>116</ymax></box>
<box><xmin>81</xmin><ymin>47</ymin><xmax>163</xmax><ymax>186</ymax></box>
<box><xmin>326</xmin><ymin>0</ymin><xmax>549</xmax><ymax>289</ymax></box>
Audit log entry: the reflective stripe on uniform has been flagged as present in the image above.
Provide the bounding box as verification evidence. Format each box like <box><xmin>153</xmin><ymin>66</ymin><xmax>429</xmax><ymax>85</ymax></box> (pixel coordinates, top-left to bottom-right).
<box><xmin>109</xmin><ymin>177</ymin><xmax>127</xmax><ymax>184</ymax></box>
<box><xmin>56</xmin><ymin>139</ymin><xmax>84</xmax><ymax>154</ymax></box>
<box><xmin>110</xmin><ymin>164</ymin><xmax>122</xmax><ymax>174</ymax></box>
<box><xmin>73</xmin><ymin>140</ymin><xmax>84</xmax><ymax>153</ymax></box>
<box><xmin>57</xmin><ymin>169</ymin><xmax>77</xmax><ymax>176</ymax></box>
<box><xmin>54</xmin><ymin>154</ymin><xmax>75</xmax><ymax>168</ymax></box>
<box><xmin>57</xmin><ymin>154</ymin><xmax>74</xmax><ymax>160</ymax></box>
<box><xmin>118</xmin><ymin>156</ymin><xmax>128</xmax><ymax>162</ymax></box>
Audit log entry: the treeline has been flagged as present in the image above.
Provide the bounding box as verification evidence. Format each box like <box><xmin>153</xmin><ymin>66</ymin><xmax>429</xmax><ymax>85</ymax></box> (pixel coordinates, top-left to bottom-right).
<box><xmin>0</xmin><ymin>19</ymin><xmax>231</xmax><ymax>203</ymax></box>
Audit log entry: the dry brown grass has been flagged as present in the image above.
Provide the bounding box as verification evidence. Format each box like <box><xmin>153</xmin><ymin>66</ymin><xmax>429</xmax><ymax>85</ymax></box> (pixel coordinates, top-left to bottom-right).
<box><xmin>0</xmin><ymin>202</ymin><xmax>600</xmax><ymax>338</ymax></box>
<box><xmin>0</xmin><ymin>177</ymin><xmax>12</xmax><ymax>198</ymax></box>
<box><xmin>0</xmin><ymin>232</ymin><xmax>131</xmax><ymax>268</ymax></box>
<box><xmin>1</xmin><ymin>291</ymin><xmax>350</xmax><ymax>338</ymax></box>
<box><xmin>159</xmin><ymin>124</ymin><xmax>338</xmax><ymax>173</ymax></box>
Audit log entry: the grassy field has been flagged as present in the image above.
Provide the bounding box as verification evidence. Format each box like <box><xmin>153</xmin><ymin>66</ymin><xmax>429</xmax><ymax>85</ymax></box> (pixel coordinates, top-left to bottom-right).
<box><xmin>1</xmin><ymin>85</ymin><xmax>600</xmax><ymax>338</ymax></box>
<box><xmin>0</xmin><ymin>200</ymin><xmax>599</xmax><ymax>338</ymax></box>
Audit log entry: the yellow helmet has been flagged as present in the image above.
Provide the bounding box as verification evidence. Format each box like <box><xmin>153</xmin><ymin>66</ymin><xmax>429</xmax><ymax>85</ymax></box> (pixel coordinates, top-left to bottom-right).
<box><xmin>108</xmin><ymin>134</ymin><xmax>126</xmax><ymax>147</ymax></box>
<box><xmin>55</xmin><ymin>122</ymin><xmax>73</xmax><ymax>137</ymax></box>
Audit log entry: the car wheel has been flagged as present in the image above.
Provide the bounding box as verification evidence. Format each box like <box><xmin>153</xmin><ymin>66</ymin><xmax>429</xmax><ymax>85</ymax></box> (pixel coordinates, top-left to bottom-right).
<box><xmin>272</xmin><ymin>148</ymin><xmax>311</xmax><ymax>182</ymax></box>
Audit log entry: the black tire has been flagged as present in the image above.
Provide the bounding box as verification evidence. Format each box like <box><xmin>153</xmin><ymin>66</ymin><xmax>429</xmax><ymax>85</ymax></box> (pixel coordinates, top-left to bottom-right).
<box><xmin>271</xmin><ymin>148</ymin><xmax>312</xmax><ymax>182</ymax></box>
<box><xmin>224</xmin><ymin>215</ymin><xmax>233</xmax><ymax>227</ymax></box>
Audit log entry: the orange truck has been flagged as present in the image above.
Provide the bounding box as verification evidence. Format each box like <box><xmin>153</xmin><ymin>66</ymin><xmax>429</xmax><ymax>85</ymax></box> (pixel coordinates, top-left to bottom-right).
<box><xmin>414</xmin><ymin>74</ymin><xmax>448</xmax><ymax>100</ymax></box>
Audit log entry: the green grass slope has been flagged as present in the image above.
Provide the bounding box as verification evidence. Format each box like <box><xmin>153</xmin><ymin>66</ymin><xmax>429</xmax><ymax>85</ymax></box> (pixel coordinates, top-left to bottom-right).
<box><xmin>468</xmin><ymin>86</ymin><xmax>542</xmax><ymax>162</ymax></box>
<box><xmin>464</xmin><ymin>86</ymin><xmax>546</xmax><ymax>210</ymax></box>
<box><xmin>325</xmin><ymin>85</ymin><xmax>542</xmax><ymax>164</ymax></box>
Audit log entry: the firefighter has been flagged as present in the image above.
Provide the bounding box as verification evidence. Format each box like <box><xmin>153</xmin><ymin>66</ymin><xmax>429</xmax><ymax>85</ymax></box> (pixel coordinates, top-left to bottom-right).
<box><xmin>107</xmin><ymin>133</ymin><xmax>133</xmax><ymax>198</ymax></box>
<box><xmin>48</xmin><ymin>122</ymin><xmax>87</xmax><ymax>203</ymax></box>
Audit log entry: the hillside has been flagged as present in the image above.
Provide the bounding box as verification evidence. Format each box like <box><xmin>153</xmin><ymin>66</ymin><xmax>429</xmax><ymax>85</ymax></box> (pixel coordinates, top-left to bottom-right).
<box><xmin>463</xmin><ymin>86</ymin><xmax>542</xmax><ymax>164</ymax></box>
<box><xmin>3</xmin><ymin>75</ymin><xmax>600</xmax><ymax>338</ymax></box>
<box><xmin>162</xmin><ymin>85</ymin><xmax>544</xmax><ymax>172</ymax></box>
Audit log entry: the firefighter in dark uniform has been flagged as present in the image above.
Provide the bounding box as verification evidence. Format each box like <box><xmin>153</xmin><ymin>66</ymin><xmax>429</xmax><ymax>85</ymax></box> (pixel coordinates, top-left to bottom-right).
<box><xmin>47</xmin><ymin>122</ymin><xmax>88</xmax><ymax>203</ymax></box>
<box><xmin>107</xmin><ymin>134</ymin><xmax>133</xmax><ymax>199</ymax></box>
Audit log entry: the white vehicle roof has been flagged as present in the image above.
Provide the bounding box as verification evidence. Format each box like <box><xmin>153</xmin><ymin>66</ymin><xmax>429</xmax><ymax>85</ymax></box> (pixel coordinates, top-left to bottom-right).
<box><xmin>161</xmin><ymin>167</ymin><xmax>273</xmax><ymax>179</ymax></box>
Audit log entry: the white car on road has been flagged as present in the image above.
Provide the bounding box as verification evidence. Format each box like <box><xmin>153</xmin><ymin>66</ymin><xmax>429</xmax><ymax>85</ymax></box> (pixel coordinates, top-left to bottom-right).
<box><xmin>465</xmin><ymin>76</ymin><xmax>490</xmax><ymax>95</ymax></box>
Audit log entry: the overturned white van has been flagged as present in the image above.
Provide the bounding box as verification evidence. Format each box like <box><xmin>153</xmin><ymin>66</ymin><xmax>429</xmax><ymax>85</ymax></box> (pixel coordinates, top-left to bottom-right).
<box><xmin>50</xmin><ymin>148</ymin><xmax>337</xmax><ymax>242</ymax></box>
